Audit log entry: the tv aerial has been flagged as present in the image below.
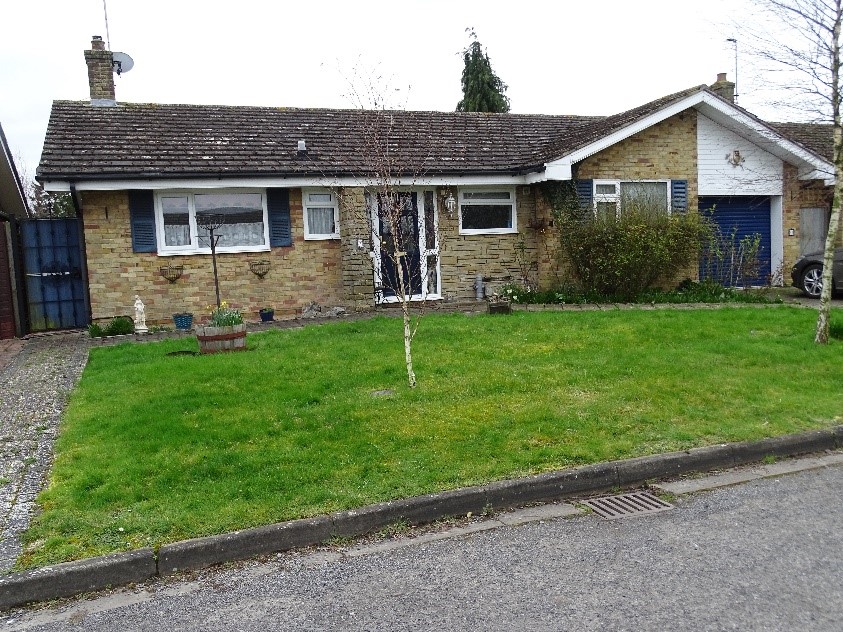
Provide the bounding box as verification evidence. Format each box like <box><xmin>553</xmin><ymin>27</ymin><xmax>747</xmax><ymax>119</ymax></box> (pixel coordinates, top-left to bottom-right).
<box><xmin>111</xmin><ymin>51</ymin><xmax>134</xmax><ymax>76</ymax></box>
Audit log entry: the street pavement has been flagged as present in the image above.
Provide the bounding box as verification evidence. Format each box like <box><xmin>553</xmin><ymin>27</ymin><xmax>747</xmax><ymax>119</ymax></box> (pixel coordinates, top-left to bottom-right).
<box><xmin>3</xmin><ymin>461</ymin><xmax>842</xmax><ymax>631</ymax></box>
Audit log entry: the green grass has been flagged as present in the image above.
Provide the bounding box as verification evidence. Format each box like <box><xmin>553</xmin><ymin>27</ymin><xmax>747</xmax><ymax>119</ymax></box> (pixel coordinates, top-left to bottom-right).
<box><xmin>18</xmin><ymin>307</ymin><xmax>843</xmax><ymax>569</ymax></box>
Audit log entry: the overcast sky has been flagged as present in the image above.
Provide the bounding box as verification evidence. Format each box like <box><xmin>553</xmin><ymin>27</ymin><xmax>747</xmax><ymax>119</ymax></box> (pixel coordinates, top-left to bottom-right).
<box><xmin>0</xmin><ymin>0</ymin><xmax>793</xmax><ymax>182</ymax></box>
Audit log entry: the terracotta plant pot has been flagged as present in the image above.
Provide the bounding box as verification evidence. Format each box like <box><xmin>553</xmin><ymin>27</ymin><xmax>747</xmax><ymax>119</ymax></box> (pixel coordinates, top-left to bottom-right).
<box><xmin>195</xmin><ymin>323</ymin><xmax>247</xmax><ymax>354</ymax></box>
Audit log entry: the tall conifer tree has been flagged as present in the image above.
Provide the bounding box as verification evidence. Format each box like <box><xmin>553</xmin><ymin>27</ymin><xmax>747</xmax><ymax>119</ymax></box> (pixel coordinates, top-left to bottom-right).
<box><xmin>456</xmin><ymin>29</ymin><xmax>510</xmax><ymax>113</ymax></box>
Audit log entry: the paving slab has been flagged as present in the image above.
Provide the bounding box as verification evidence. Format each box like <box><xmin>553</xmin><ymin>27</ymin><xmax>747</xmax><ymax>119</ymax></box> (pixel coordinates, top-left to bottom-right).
<box><xmin>496</xmin><ymin>503</ymin><xmax>580</xmax><ymax>526</ymax></box>
<box><xmin>652</xmin><ymin>451</ymin><xmax>843</xmax><ymax>495</ymax></box>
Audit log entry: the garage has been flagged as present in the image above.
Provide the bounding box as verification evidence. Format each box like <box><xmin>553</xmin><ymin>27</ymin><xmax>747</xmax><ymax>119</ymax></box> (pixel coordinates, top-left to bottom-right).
<box><xmin>699</xmin><ymin>196</ymin><xmax>772</xmax><ymax>287</ymax></box>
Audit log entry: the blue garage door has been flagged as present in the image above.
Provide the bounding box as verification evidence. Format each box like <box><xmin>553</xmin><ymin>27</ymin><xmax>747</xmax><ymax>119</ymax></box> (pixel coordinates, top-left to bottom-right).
<box><xmin>699</xmin><ymin>196</ymin><xmax>771</xmax><ymax>287</ymax></box>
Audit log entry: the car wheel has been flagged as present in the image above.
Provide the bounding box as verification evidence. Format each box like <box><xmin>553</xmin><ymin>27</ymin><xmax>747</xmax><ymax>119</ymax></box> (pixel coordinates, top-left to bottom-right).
<box><xmin>800</xmin><ymin>264</ymin><xmax>824</xmax><ymax>298</ymax></box>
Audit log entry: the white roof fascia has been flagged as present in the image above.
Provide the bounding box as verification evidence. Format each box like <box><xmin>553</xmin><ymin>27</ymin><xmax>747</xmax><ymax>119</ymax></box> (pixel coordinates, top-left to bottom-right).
<box><xmin>42</xmin><ymin>173</ymin><xmax>534</xmax><ymax>192</ymax></box>
<box><xmin>524</xmin><ymin>162</ymin><xmax>572</xmax><ymax>183</ymax></box>
<box><xmin>802</xmin><ymin>168</ymin><xmax>836</xmax><ymax>186</ymax></box>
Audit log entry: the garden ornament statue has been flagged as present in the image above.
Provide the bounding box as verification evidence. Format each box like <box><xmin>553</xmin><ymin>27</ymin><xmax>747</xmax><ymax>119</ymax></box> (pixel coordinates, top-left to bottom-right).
<box><xmin>133</xmin><ymin>295</ymin><xmax>148</xmax><ymax>334</ymax></box>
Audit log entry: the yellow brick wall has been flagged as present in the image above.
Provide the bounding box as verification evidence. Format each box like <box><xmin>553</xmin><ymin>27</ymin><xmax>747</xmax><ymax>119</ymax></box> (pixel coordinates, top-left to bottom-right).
<box><xmin>81</xmin><ymin>189</ymin><xmax>344</xmax><ymax>324</ymax></box>
<box><xmin>439</xmin><ymin>186</ymin><xmax>540</xmax><ymax>300</ymax></box>
<box><xmin>575</xmin><ymin>112</ymin><xmax>698</xmax><ymax>206</ymax></box>
<box><xmin>337</xmin><ymin>187</ymin><xmax>376</xmax><ymax>309</ymax></box>
<box><xmin>783</xmin><ymin>164</ymin><xmax>835</xmax><ymax>270</ymax></box>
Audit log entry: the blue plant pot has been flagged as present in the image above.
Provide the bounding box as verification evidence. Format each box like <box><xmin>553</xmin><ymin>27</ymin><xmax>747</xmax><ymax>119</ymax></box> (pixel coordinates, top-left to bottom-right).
<box><xmin>173</xmin><ymin>313</ymin><xmax>194</xmax><ymax>330</ymax></box>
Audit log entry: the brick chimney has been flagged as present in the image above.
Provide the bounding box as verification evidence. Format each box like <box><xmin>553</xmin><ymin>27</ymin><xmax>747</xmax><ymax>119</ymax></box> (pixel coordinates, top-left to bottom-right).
<box><xmin>709</xmin><ymin>72</ymin><xmax>735</xmax><ymax>103</ymax></box>
<box><xmin>84</xmin><ymin>35</ymin><xmax>116</xmax><ymax>105</ymax></box>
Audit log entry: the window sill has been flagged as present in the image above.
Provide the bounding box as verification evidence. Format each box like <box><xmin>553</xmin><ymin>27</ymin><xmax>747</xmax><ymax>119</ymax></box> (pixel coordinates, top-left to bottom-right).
<box><xmin>304</xmin><ymin>234</ymin><xmax>341</xmax><ymax>241</ymax></box>
<box><xmin>157</xmin><ymin>245</ymin><xmax>271</xmax><ymax>257</ymax></box>
<box><xmin>459</xmin><ymin>228</ymin><xmax>518</xmax><ymax>236</ymax></box>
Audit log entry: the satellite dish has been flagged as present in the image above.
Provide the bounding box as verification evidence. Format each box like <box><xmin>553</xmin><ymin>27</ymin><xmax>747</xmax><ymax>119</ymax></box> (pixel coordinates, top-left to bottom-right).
<box><xmin>112</xmin><ymin>51</ymin><xmax>134</xmax><ymax>76</ymax></box>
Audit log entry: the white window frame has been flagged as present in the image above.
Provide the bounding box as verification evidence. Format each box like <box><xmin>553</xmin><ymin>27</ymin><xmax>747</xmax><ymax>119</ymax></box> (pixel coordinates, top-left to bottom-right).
<box><xmin>302</xmin><ymin>188</ymin><xmax>340</xmax><ymax>240</ymax></box>
<box><xmin>458</xmin><ymin>187</ymin><xmax>518</xmax><ymax>235</ymax></box>
<box><xmin>592</xmin><ymin>180</ymin><xmax>672</xmax><ymax>217</ymax></box>
<box><xmin>154</xmin><ymin>189</ymin><xmax>271</xmax><ymax>256</ymax></box>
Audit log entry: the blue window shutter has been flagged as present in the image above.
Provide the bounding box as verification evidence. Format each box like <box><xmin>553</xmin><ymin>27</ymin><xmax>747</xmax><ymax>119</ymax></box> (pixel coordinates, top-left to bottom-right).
<box><xmin>671</xmin><ymin>180</ymin><xmax>688</xmax><ymax>213</ymax></box>
<box><xmin>267</xmin><ymin>189</ymin><xmax>292</xmax><ymax>247</ymax></box>
<box><xmin>128</xmin><ymin>190</ymin><xmax>157</xmax><ymax>253</ymax></box>
<box><xmin>576</xmin><ymin>179</ymin><xmax>593</xmax><ymax>209</ymax></box>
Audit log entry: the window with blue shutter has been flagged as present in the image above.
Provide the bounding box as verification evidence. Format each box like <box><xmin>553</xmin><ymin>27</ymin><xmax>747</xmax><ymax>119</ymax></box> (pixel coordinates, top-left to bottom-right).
<box><xmin>576</xmin><ymin>179</ymin><xmax>593</xmax><ymax>209</ymax></box>
<box><xmin>128</xmin><ymin>190</ymin><xmax>157</xmax><ymax>253</ymax></box>
<box><xmin>267</xmin><ymin>189</ymin><xmax>292</xmax><ymax>247</ymax></box>
<box><xmin>671</xmin><ymin>180</ymin><xmax>688</xmax><ymax>213</ymax></box>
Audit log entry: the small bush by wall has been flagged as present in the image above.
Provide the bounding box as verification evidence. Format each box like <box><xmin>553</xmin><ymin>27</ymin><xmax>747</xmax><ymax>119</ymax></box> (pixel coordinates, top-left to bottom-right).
<box><xmin>557</xmin><ymin>207</ymin><xmax>707</xmax><ymax>301</ymax></box>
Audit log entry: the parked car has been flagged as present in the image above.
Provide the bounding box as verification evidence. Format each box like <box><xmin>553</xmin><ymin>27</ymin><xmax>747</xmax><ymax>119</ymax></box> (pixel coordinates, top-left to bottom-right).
<box><xmin>791</xmin><ymin>248</ymin><xmax>843</xmax><ymax>297</ymax></box>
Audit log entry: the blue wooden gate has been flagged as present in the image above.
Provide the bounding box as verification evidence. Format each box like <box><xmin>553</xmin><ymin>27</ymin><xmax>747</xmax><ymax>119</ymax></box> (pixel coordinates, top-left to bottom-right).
<box><xmin>21</xmin><ymin>218</ymin><xmax>89</xmax><ymax>331</ymax></box>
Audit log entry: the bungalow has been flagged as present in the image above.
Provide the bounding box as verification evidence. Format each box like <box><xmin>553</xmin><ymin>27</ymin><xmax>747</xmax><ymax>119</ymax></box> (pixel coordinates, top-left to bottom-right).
<box><xmin>36</xmin><ymin>37</ymin><xmax>835</xmax><ymax>325</ymax></box>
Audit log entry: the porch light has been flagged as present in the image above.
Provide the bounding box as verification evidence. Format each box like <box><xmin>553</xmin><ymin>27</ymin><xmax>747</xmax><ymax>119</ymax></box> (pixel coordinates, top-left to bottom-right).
<box><xmin>444</xmin><ymin>189</ymin><xmax>457</xmax><ymax>218</ymax></box>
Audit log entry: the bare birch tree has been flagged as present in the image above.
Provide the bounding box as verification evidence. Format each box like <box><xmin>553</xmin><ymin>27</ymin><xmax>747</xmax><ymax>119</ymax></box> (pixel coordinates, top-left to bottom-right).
<box><xmin>747</xmin><ymin>0</ymin><xmax>842</xmax><ymax>343</ymax></box>
<box><xmin>334</xmin><ymin>73</ymin><xmax>440</xmax><ymax>387</ymax></box>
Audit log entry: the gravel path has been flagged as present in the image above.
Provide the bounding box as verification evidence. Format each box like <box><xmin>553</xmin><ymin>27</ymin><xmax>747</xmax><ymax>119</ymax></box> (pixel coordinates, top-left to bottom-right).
<box><xmin>0</xmin><ymin>334</ymin><xmax>90</xmax><ymax>572</ymax></box>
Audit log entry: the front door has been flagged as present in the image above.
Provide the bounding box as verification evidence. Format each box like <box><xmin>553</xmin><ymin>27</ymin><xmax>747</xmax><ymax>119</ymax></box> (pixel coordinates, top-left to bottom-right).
<box><xmin>370</xmin><ymin>190</ymin><xmax>440</xmax><ymax>303</ymax></box>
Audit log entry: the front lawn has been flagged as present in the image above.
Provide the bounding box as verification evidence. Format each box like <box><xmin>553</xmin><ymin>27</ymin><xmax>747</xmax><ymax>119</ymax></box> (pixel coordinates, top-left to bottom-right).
<box><xmin>18</xmin><ymin>307</ymin><xmax>842</xmax><ymax>569</ymax></box>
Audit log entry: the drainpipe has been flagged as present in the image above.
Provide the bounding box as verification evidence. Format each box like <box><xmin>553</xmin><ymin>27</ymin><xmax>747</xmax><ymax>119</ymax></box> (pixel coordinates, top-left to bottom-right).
<box><xmin>8</xmin><ymin>214</ymin><xmax>28</xmax><ymax>336</ymax></box>
<box><xmin>69</xmin><ymin>183</ymin><xmax>93</xmax><ymax>326</ymax></box>
<box><xmin>68</xmin><ymin>183</ymin><xmax>82</xmax><ymax>215</ymax></box>
<box><xmin>474</xmin><ymin>273</ymin><xmax>485</xmax><ymax>301</ymax></box>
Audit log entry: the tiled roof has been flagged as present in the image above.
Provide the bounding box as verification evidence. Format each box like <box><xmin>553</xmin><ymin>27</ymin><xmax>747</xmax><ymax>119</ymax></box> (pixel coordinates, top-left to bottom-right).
<box><xmin>37</xmin><ymin>85</ymin><xmax>832</xmax><ymax>182</ymax></box>
<box><xmin>37</xmin><ymin>101</ymin><xmax>601</xmax><ymax>180</ymax></box>
<box><xmin>537</xmin><ymin>85</ymin><xmax>709</xmax><ymax>161</ymax></box>
<box><xmin>769</xmin><ymin>122</ymin><xmax>833</xmax><ymax>162</ymax></box>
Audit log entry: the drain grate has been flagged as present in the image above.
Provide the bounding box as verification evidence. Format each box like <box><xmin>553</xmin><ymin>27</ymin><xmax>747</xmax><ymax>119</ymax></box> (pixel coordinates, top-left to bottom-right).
<box><xmin>581</xmin><ymin>491</ymin><xmax>673</xmax><ymax>520</ymax></box>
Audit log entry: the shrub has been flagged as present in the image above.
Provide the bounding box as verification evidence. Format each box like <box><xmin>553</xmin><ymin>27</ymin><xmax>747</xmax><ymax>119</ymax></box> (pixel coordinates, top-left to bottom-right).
<box><xmin>104</xmin><ymin>316</ymin><xmax>134</xmax><ymax>336</ymax></box>
<box><xmin>555</xmin><ymin>204</ymin><xmax>707</xmax><ymax>301</ymax></box>
<box><xmin>499</xmin><ymin>279</ymin><xmax>777</xmax><ymax>306</ymax></box>
<box><xmin>638</xmin><ymin>279</ymin><xmax>777</xmax><ymax>304</ymax></box>
<box><xmin>498</xmin><ymin>282</ymin><xmax>593</xmax><ymax>305</ymax></box>
<box><xmin>699</xmin><ymin>220</ymin><xmax>763</xmax><ymax>288</ymax></box>
<box><xmin>88</xmin><ymin>316</ymin><xmax>135</xmax><ymax>338</ymax></box>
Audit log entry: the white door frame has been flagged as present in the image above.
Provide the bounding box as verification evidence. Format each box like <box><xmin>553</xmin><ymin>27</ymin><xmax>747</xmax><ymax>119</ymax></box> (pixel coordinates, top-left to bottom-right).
<box><xmin>367</xmin><ymin>189</ymin><xmax>441</xmax><ymax>304</ymax></box>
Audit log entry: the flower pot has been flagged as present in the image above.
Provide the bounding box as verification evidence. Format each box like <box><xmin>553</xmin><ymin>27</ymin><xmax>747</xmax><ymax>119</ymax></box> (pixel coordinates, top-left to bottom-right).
<box><xmin>488</xmin><ymin>301</ymin><xmax>512</xmax><ymax>315</ymax></box>
<box><xmin>173</xmin><ymin>312</ymin><xmax>194</xmax><ymax>330</ymax></box>
<box><xmin>195</xmin><ymin>323</ymin><xmax>247</xmax><ymax>354</ymax></box>
<box><xmin>259</xmin><ymin>309</ymin><xmax>274</xmax><ymax>322</ymax></box>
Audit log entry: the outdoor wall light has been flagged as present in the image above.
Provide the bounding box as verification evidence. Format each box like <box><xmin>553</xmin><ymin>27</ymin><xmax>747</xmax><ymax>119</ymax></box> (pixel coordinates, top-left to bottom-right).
<box><xmin>788</xmin><ymin>228</ymin><xmax>796</xmax><ymax>236</ymax></box>
<box><xmin>444</xmin><ymin>189</ymin><xmax>457</xmax><ymax>218</ymax></box>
